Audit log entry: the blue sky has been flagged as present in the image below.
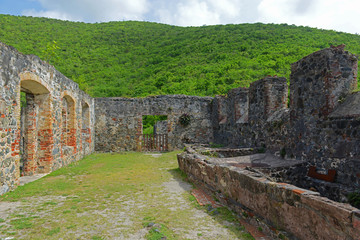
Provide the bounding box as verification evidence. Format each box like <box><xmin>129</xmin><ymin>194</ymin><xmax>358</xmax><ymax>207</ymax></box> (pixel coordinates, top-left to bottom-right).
<box><xmin>1</xmin><ymin>0</ymin><xmax>359</xmax><ymax>34</ymax></box>
<box><xmin>1</xmin><ymin>0</ymin><xmax>41</xmax><ymax>15</ymax></box>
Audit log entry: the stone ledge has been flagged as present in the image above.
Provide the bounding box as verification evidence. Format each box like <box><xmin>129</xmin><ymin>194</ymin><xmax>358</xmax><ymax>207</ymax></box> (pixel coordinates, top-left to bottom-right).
<box><xmin>178</xmin><ymin>147</ymin><xmax>360</xmax><ymax>240</ymax></box>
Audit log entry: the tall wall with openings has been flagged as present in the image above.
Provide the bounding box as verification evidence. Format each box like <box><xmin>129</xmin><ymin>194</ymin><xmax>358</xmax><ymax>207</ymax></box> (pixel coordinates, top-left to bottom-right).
<box><xmin>0</xmin><ymin>42</ymin><xmax>95</xmax><ymax>194</ymax></box>
<box><xmin>94</xmin><ymin>96</ymin><xmax>214</xmax><ymax>152</ymax></box>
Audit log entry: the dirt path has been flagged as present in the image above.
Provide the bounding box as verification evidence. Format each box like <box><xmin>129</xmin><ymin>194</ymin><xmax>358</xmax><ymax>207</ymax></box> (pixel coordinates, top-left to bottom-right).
<box><xmin>0</xmin><ymin>152</ymin><xmax>253</xmax><ymax>239</ymax></box>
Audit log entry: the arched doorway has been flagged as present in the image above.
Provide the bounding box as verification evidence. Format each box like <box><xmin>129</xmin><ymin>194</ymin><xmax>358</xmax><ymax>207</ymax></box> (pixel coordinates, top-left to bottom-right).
<box><xmin>20</xmin><ymin>79</ymin><xmax>53</xmax><ymax>175</ymax></box>
<box><xmin>61</xmin><ymin>95</ymin><xmax>77</xmax><ymax>160</ymax></box>
<box><xmin>81</xmin><ymin>101</ymin><xmax>91</xmax><ymax>155</ymax></box>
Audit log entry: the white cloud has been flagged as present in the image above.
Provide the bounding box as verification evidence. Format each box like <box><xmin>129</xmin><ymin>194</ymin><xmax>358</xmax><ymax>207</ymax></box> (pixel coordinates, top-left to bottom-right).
<box><xmin>22</xmin><ymin>9</ymin><xmax>80</xmax><ymax>21</ymax></box>
<box><xmin>154</xmin><ymin>0</ymin><xmax>257</xmax><ymax>27</ymax></box>
<box><xmin>19</xmin><ymin>0</ymin><xmax>360</xmax><ymax>34</ymax></box>
<box><xmin>23</xmin><ymin>0</ymin><xmax>149</xmax><ymax>22</ymax></box>
<box><xmin>257</xmin><ymin>0</ymin><xmax>360</xmax><ymax>34</ymax></box>
<box><xmin>175</xmin><ymin>0</ymin><xmax>220</xmax><ymax>26</ymax></box>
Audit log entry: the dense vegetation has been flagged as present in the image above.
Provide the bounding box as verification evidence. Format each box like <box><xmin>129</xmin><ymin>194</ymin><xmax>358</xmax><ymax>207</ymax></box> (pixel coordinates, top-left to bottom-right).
<box><xmin>1</xmin><ymin>14</ymin><xmax>360</xmax><ymax>97</ymax></box>
<box><xmin>142</xmin><ymin>115</ymin><xmax>167</xmax><ymax>134</ymax></box>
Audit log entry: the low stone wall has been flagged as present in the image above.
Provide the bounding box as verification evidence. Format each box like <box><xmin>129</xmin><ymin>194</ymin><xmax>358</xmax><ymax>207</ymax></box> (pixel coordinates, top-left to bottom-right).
<box><xmin>178</xmin><ymin>148</ymin><xmax>360</xmax><ymax>240</ymax></box>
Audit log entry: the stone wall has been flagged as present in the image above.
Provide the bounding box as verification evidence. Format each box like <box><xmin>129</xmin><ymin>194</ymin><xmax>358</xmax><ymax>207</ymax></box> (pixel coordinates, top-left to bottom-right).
<box><xmin>154</xmin><ymin>120</ymin><xmax>168</xmax><ymax>135</ymax></box>
<box><xmin>288</xmin><ymin>44</ymin><xmax>358</xmax><ymax>159</ymax></box>
<box><xmin>212</xmin><ymin>45</ymin><xmax>360</xmax><ymax>200</ymax></box>
<box><xmin>0</xmin><ymin>42</ymin><xmax>95</xmax><ymax>194</ymax></box>
<box><xmin>213</xmin><ymin>77</ymin><xmax>289</xmax><ymax>149</ymax></box>
<box><xmin>178</xmin><ymin>148</ymin><xmax>360</xmax><ymax>240</ymax></box>
<box><xmin>92</xmin><ymin>45</ymin><xmax>360</xmax><ymax>200</ymax></box>
<box><xmin>94</xmin><ymin>95</ymin><xmax>213</xmax><ymax>152</ymax></box>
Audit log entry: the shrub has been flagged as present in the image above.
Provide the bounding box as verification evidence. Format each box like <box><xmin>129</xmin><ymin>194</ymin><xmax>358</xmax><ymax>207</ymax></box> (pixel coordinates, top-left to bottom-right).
<box><xmin>179</xmin><ymin>113</ymin><xmax>191</xmax><ymax>127</ymax></box>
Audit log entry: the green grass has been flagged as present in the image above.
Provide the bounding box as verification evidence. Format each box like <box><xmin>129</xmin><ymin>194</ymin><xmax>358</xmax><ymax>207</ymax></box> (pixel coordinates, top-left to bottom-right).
<box><xmin>9</xmin><ymin>216</ymin><xmax>38</xmax><ymax>230</ymax></box>
<box><xmin>209</xmin><ymin>142</ymin><xmax>225</xmax><ymax>148</ymax></box>
<box><xmin>91</xmin><ymin>236</ymin><xmax>103</xmax><ymax>240</ymax></box>
<box><xmin>347</xmin><ymin>192</ymin><xmax>360</xmax><ymax>208</ymax></box>
<box><xmin>146</xmin><ymin>223</ymin><xmax>177</xmax><ymax>240</ymax></box>
<box><xmin>46</xmin><ymin>227</ymin><xmax>60</xmax><ymax>236</ymax></box>
<box><xmin>0</xmin><ymin>152</ymin><xmax>253</xmax><ymax>239</ymax></box>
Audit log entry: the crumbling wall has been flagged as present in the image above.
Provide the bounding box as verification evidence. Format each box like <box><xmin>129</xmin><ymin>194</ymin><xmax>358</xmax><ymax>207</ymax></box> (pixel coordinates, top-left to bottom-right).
<box><xmin>212</xmin><ymin>46</ymin><xmax>360</xmax><ymax>200</ymax></box>
<box><xmin>213</xmin><ymin>77</ymin><xmax>289</xmax><ymax>151</ymax></box>
<box><xmin>0</xmin><ymin>42</ymin><xmax>95</xmax><ymax>194</ymax></box>
<box><xmin>288</xmin><ymin>44</ymin><xmax>358</xmax><ymax>159</ymax></box>
<box><xmin>178</xmin><ymin>149</ymin><xmax>360</xmax><ymax>240</ymax></box>
<box><xmin>212</xmin><ymin>94</ymin><xmax>231</xmax><ymax>146</ymax></box>
<box><xmin>94</xmin><ymin>95</ymin><xmax>213</xmax><ymax>151</ymax></box>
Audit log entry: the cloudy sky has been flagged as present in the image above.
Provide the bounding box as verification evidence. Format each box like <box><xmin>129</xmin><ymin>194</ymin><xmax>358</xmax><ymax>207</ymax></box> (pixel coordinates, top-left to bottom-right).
<box><xmin>1</xmin><ymin>0</ymin><xmax>359</xmax><ymax>34</ymax></box>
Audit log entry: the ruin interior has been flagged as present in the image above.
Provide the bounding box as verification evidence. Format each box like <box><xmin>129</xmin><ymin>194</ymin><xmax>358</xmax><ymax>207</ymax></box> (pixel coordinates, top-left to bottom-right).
<box><xmin>1</xmin><ymin>42</ymin><xmax>360</xmax><ymax>239</ymax></box>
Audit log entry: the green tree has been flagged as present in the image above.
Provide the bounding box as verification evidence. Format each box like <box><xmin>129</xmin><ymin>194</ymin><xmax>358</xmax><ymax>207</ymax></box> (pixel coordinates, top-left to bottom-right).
<box><xmin>42</xmin><ymin>40</ymin><xmax>60</xmax><ymax>65</ymax></box>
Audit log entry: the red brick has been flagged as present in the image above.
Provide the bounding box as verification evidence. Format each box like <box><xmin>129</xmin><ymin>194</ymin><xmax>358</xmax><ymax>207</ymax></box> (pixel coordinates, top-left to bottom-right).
<box><xmin>353</xmin><ymin>211</ymin><xmax>360</xmax><ymax>229</ymax></box>
<box><xmin>191</xmin><ymin>188</ymin><xmax>222</xmax><ymax>208</ymax></box>
<box><xmin>292</xmin><ymin>189</ymin><xmax>305</xmax><ymax>195</ymax></box>
<box><xmin>239</xmin><ymin>219</ymin><xmax>271</xmax><ymax>240</ymax></box>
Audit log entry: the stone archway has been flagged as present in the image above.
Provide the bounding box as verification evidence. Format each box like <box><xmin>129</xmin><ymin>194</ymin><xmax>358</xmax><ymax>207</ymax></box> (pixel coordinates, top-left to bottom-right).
<box><xmin>19</xmin><ymin>78</ymin><xmax>53</xmax><ymax>176</ymax></box>
<box><xmin>81</xmin><ymin>101</ymin><xmax>91</xmax><ymax>155</ymax></box>
<box><xmin>61</xmin><ymin>94</ymin><xmax>77</xmax><ymax>160</ymax></box>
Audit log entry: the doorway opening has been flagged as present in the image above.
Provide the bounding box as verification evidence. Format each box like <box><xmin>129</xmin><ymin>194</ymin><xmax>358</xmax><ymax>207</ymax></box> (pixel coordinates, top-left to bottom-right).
<box><xmin>61</xmin><ymin>95</ymin><xmax>77</xmax><ymax>159</ymax></box>
<box><xmin>81</xmin><ymin>101</ymin><xmax>91</xmax><ymax>155</ymax></box>
<box><xmin>20</xmin><ymin>79</ymin><xmax>52</xmax><ymax>175</ymax></box>
<box><xmin>141</xmin><ymin>115</ymin><xmax>168</xmax><ymax>151</ymax></box>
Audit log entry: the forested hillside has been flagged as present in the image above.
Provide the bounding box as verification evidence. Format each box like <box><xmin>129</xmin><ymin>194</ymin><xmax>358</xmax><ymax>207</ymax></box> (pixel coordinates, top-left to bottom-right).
<box><xmin>1</xmin><ymin>14</ymin><xmax>360</xmax><ymax>97</ymax></box>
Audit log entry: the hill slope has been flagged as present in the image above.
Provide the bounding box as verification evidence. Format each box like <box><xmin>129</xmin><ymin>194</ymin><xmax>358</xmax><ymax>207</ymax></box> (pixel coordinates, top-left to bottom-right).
<box><xmin>1</xmin><ymin>14</ymin><xmax>360</xmax><ymax>97</ymax></box>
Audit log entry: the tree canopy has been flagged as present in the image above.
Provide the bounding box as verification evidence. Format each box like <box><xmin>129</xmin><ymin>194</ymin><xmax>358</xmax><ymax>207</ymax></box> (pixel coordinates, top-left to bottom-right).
<box><xmin>1</xmin><ymin>14</ymin><xmax>360</xmax><ymax>97</ymax></box>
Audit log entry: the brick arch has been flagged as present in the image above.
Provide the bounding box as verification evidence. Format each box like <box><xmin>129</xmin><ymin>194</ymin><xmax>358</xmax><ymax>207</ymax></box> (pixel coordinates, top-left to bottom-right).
<box><xmin>18</xmin><ymin>74</ymin><xmax>54</xmax><ymax>175</ymax></box>
<box><xmin>61</xmin><ymin>93</ymin><xmax>77</xmax><ymax>156</ymax></box>
<box><xmin>19</xmin><ymin>72</ymin><xmax>51</xmax><ymax>94</ymax></box>
<box><xmin>82</xmin><ymin>101</ymin><xmax>90</xmax><ymax>127</ymax></box>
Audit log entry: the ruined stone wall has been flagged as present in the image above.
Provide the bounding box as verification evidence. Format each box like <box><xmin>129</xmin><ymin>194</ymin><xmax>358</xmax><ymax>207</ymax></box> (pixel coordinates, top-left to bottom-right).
<box><xmin>288</xmin><ymin>45</ymin><xmax>358</xmax><ymax>159</ymax></box>
<box><xmin>178</xmin><ymin>149</ymin><xmax>360</xmax><ymax>240</ymax></box>
<box><xmin>212</xmin><ymin>46</ymin><xmax>360</xmax><ymax>199</ymax></box>
<box><xmin>213</xmin><ymin>76</ymin><xmax>288</xmax><ymax>150</ymax></box>
<box><xmin>94</xmin><ymin>95</ymin><xmax>213</xmax><ymax>152</ymax></box>
<box><xmin>154</xmin><ymin>120</ymin><xmax>168</xmax><ymax>135</ymax></box>
<box><xmin>0</xmin><ymin>42</ymin><xmax>95</xmax><ymax>194</ymax></box>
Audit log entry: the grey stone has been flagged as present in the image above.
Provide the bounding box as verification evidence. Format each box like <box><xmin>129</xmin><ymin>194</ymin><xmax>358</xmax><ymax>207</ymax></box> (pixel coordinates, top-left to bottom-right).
<box><xmin>0</xmin><ymin>184</ymin><xmax>9</xmax><ymax>195</ymax></box>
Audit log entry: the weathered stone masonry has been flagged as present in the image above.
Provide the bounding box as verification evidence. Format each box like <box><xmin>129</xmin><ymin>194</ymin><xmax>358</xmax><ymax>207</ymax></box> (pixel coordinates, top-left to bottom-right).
<box><xmin>93</xmin><ymin>45</ymin><xmax>360</xmax><ymax>201</ymax></box>
<box><xmin>178</xmin><ymin>146</ymin><xmax>360</xmax><ymax>240</ymax></box>
<box><xmin>177</xmin><ymin>46</ymin><xmax>360</xmax><ymax>240</ymax></box>
<box><xmin>0</xmin><ymin>42</ymin><xmax>95</xmax><ymax>194</ymax></box>
<box><xmin>211</xmin><ymin>45</ymin><xmax>360</xmax><ymax>200</ymax></box>
<box><xmin>95</xmin><ymin>96</ymin><xmax>213</xmax><ymax>152</ymax></box>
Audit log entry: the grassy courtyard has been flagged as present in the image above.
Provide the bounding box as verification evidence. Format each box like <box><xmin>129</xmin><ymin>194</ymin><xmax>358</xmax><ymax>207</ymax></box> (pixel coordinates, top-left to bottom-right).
<box><xmin>0</xmin><ymin>152</ymin><xmax>253</xmax><ymax>239</ymax></box>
